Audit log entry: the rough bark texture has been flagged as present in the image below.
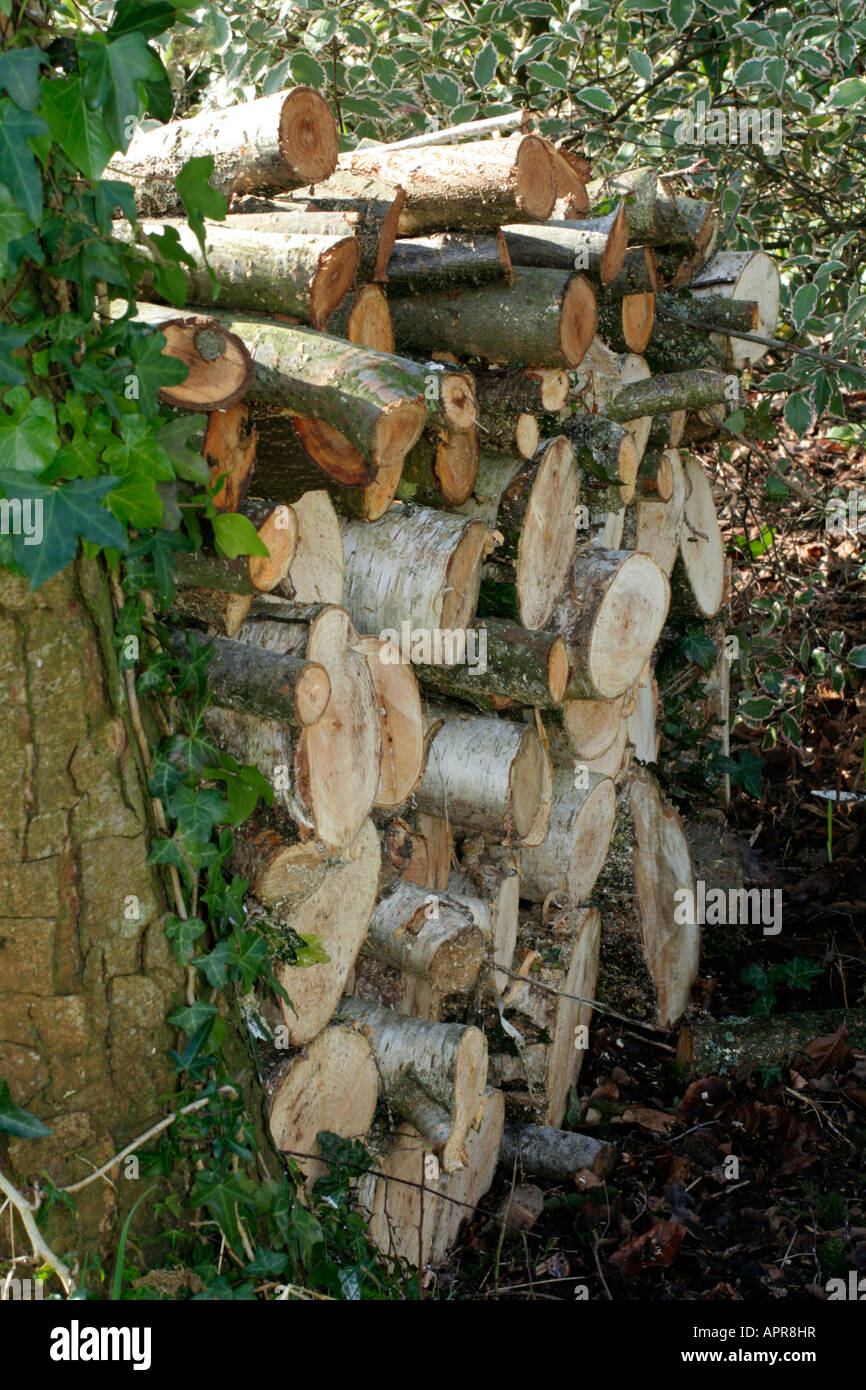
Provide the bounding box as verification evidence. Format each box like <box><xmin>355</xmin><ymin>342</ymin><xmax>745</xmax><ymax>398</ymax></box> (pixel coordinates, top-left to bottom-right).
<box><xmin>282</xmin><ymin>171</ymin><xmax>405</xmax><ymax>282</ymax></box>
<box><xmin>385</xmin><ymin>232</ymin><xmax>514</xmax><ymax>292</ymax></box>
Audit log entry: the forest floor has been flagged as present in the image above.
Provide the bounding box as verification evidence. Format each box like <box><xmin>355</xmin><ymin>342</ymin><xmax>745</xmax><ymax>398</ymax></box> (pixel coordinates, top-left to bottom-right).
<box><xmin>439</xmin><ymin>380</ymin><xmax>866</xmax><ymax>1301</ymax></box>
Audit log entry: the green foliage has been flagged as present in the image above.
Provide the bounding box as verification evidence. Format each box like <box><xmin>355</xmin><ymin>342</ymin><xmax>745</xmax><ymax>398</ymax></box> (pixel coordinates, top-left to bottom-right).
<box><xmin>741</xmin><ymin>957</ymin><xmax>824</xmax><ymax>1016</ymax></box>
<box><xmin>0</xmin><ymin>1078</ymin><xmax>53</xmax><ymax>1138</ymax></box>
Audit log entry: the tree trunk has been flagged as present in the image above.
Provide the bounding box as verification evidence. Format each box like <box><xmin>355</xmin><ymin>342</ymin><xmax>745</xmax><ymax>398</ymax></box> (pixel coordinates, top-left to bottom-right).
<box><xmin>340</xmin><ymin>134</ymin><xmax>557</xmax><ymax>233</ymax></box>
<box><xmin>390</xmin><ymin>268</ymin><xmax>597</xmax><ymax>367</ymax></box>
<box><xmin>109</xmin><ymin>88</ymin><xmax>339</xmax><ymax>216</ymax></box>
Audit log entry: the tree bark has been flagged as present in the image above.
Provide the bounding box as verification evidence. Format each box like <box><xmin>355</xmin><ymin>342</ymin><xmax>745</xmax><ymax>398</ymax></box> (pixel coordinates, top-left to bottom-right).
<box><xmin>361</xmin><ymin>880</ymin><xmax>485</xmax><ymax>994</ymax></box>
<box><xmin>171</xmin><ymin>630</ymin><xmax>330</xmax><ymax>727</ymax></box>
<box><xmin>502</xmin><ymin>205</ymin><xmax>627</xmax><ymax>285</ymax></box>
<box><xmin>282</xmin><ymin>170</ymin><xmax>405</xmax><ymax>282</ymax></box>
<box><xmin>517</xmin><ymin>767</ymin><xmax>616</xmax><ymax>905</ymax></box>
<box><xmin>385</xmin><ymin>231</ymin><xmax>514</xmax><ymax>292</ymax></box>
<box><xmin>607</xmin><ymin>368</ymin><xmax>730</xmax><ymax>423</ymax></box>
<box><xmin>413</xmin><ymin>618</ymin><xmax>568</xmax><ymax>712</ymax></box>
<box><xmin>500</xmin><ymin>1124</ymin><xmax>615</xmax><ymax>1181</ymax></box>
<box><xmin>225</xmin><ymin>206</ymin><xmax>390</xmax><ymax>285</ymax></box>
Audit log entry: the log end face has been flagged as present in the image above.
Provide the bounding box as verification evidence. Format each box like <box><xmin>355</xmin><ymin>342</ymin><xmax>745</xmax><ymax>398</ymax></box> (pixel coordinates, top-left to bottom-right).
<box><xmin>309</xmin><ymin>236</ymin><xmax>361</xmax><ymax>329</ymax></box>
<box><xmin>295</xmin><ymin>660</ymin><xmax>332</xmax><ymax>726</ymax></box>
<box><xmin>279</xmin><ymin>86</ymin><xmax>340</xmax><ymax>185</ymax></box>
<box><xmin>559</xmin><ymin>273</ymin><xmax>598</xmax><ymax>368</ymax></box>
<box><xmin>515</xmin><ymin>135</ymin><xmax>557</xmax><ymax>222</ymax></box>
<box><xmin>589</xmin><ymin>550</ymin><xmax>670</xmax><ymax>699</ymax></box>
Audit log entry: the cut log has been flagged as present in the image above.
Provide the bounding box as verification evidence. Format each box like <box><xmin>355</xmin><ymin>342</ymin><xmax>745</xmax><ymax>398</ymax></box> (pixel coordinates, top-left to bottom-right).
<box><xmin>355</xmin><ymin>635</ymin><xmax>425</xmax><ymax>809</ymax></box>
<box><xmin>278</xmin><ymin>490</ymin><xmax>344</xmax><ymax>604</ymax></box>
<box><xmin>126</xmin><ymin>305</ymin><xmax>254</xmax><ymax>411</ymax></box>
<box><xmin>467</xmin><ymin>438</ymin><xmax>579</xmax><ymax>630</ymax></box>
<box><xmin>583</xmin><ymin>714</ymin><xmax>629</xmax><ymax>780</ymax></box>
<box><xmin>224</xmin><ymin>206</ymin><xmax>391</xmax><ymax>285</ymax></box>
<box><xmin>569</xmin><ymin>340</ymin><xmax>652</xmax><ymax>465</ymax></box>
<box><xmin>429</xmin><ymin>1089</ymin><xmax>505</xmax><ymax>1264</ymax></box>
<box><xmin>688</xmin><ymin>250</ymin><xmax>781</xmax><ymax>368</ymax></box>
<box><xmin>671</xmin><ymin>454</ymin><xmax>725</xmax><ymax>617</ymax></box>
<box><xmin>361</xmin><ymin>881</ymin><xmax>485</xmax><ymax>994</ymax></box>
<box><xmin>681</xmin><ymin>401</ymin><xmax>727</xmax><ymax>442</ymax></box>
<box><xmin>597</xmin><ymin>290</ymin><xmax>655</xmax><ymax>355</ymax></box>
<box><xmin>518</xmin><ymin>767</ymin><xmax>615</xmax><ymax>905</ymax></box>
<box><xmin>472</xmin><ymin>364</ymin><xmax>569</xmax><ymax>452</ymax></box>
<box><xmin>390</xmin><ymin>269</ymin><xmax>597</xmax><ymax>368</ymax></box>
<box><xmin>173</xmin><ymin>499</ymin><xmax>297</xmax><ymax>596</ymax></box>
<box><xmin>648</xmin><ymin>410</ymin><xmax>686</xmax><ymax>450</ymax></box>
<box><xmin>563</xmin><ymin>414</ymin><xmax>639</xmax><ymax>505</ymax></box>
<box><xmin>342</xmin><ymin>504</ymin><xmax>488</xmax><ymax>642</ymax></box>
<box><xmin>131</xmin><ymin>220</ymin><xmax>358</xmax><ymax>329</ymax></box>
<box><xmin>585</xmin><ymin>169</ymin><xmax>716</xmax><ymax>255</ymax></box>
<box><xmin>385</xmin><ymin>231</ymin><xmax>514</xmax><ymax>292</ymax></box>
<box><xmin>559</xmin><ymin>693</ymin><xmax>625</xmax><ymax>761</ymax></box>
<box><xmin>265</xmin><ymin>1020</ymin><xmax>378</xmax><ymax>1182</ymax></box>
<box><xmin>205</xmin><ymin>404</ymin><xmax>256</xmax><ymax>513</ymax></box>
<box><xmin>630</xmin><ymin>766</ymin><xmax>700</xmax><ymax>1028</ymax></box>
<box><xmin>205</xmin><ymin>605</ymin><xmax>380</xmax><ymax>850</ymax></box>
<box><xmin>283</xmin><ymin>170</ymin><xmax>405</xmax><ymax>282</ymax></box>
<box><xmin>336</xmin><ymin>998</ymin><xmax>489</xmax><ymax>1173</ymax></box>
<box><xmin>678</xmin><ymin>1007</ymin><xmax>866</xmax><ymax>1079</ymax></box>
<box><xmin>603</xmin><ymin>245</ymin><xmax>661</xmax><ymax>297</ymax></box>
<box><xmin>204</xmin><ymin>313</ymin><xmax>428</xmax><ymax>485</ymax></box>
<box><xmin>607</xmin><ymin>368</ymin><xmax>730</xmax><ymax>423</ymax></box>
<box><xmin>250</xmin><ymin>411</ymin><xmax>402</xmax><ymax>522</ymax></box>
<box><xmin>621</xmin><ymin>448</ymin><xmax>686</xmax><ymax>577</ymax></box>
<box><xmin>499</xmin><ymin>1124</ymin><xmax>615</xmax><ymax>1182</ymax></box>
<box><xmin>264</xmin><ymin>818</ymin><xmax>381</xmax><ymax>1046</ymax></box>
<box><xmin>490</xmin><ymin>904</ymin><xmax>602</xmax><ymax>1125</ymax></box>
<box><xmin>171</xmin><ymin>586</ymin><xmax>251</xmax><ymax>638</ymax></box>
<box><xmin>355</xmin><ymin>1121</ymin><xmax>441</xmax><ymax>1267</ymax></box>
<box><xmin>413</xmin><ymin>619</ymin><xmax>569</xmax><ymax>711</ymax></box>
<box><xmin>416</xmin><ymin>706</ymin><xmax>552</xmax><ymax>847</ymax></box>
<box><xmin>415</xmin><ymin>813</ymin><xmax>454</xmax><ymax>893</ymax></box>
<box><xmin>371</xmin><ymin>111</ymin><xmax>528</xmax><ymax>152</ymax></box>
<box><xmin>636</xmin><ymin>448</ymin><xmax>675</xmax><ymax>502</ymax></box>
<box><xmin>627</xmin><ymin>663</ymin><xmax>659</xmax><ymax>765</ymax></box>
<box><xmin>231</xmin><ymin>812</ymin><xmax>332</xmax><ymax>913</ymax></box>
<box><xmin>502</xmin><ymin>206</ymin><xmax>627</xmax><ymax>285</ymax></box>
<box><xmin>448</xmin><ymin>862</ymin><xmax>520</xmax><ymax>996</ymax></box>
<box><xmin>326</xmin><ymin>283</ymin><xmax>394</xmax><ymax>351</ymax></box>
<box><xmin>548</xmin><ymin>139</ymin><xmax>590</xmax><ymax>207</ymax></box>
<box><xmin>399</xmin><ymin>424</ymin><xmax>480</xmax><ymax>508</ymax></box>
<box><xmin>172</xmin><ymin>630</ymin><xmax>330</xmax><ymax>727</ymax></box>
<box><xmin>110</xmin><ymin>88</ymin><xmax>339</xmax><ymax>217</ymax></box>
<box><xmin>340</xmin><ymin>134</ymin><xmax>557</xmax><ymax>233</ymax></box>
<box><xmin>548</xmin><ymin>549</ymin><xmax>670</xmax><ymax>701</ymax></box>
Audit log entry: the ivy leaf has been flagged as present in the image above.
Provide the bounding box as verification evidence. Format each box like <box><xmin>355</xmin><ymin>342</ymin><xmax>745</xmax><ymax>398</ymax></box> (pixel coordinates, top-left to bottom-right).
<box><xmin>168</xmin><ymin>1001</ymin><xmax>219</xmax><ymax>1036</ymax></box>
<box><xmin>0</xmin><ymin>183</ymin><xmax>32</xmax><ymax>278</ymax></box>
<box><xmin>0</xmin><ymin>46</ymin><xmax>48</xmax><ymax>111</ymax></box>
<box><xmin>212</xmin><ymin>511</ymin><xmax>269</xmax><ymax>559</ymax></box>
<box><xmin>190</xmin><ymin>1173</ymin><xmax>250</xmax><ymax>1254</ymax></box>
<box><xmin>168</xmin><ymin>782</ymin><xmax>232</xmax><ymax>841</ymax></box>
<box><xmin>164</xmin><ymin>914</ymin><xmax>207</xmax><ymax>965</ymax></box>
<box><xmin>0</xmin><ymin>325</ymin><xmax>30</xmax><ymax>386</ymax></box>
<box><xmin>233</xmin><ymin>930</ymin><xmax>270</xmax><ymax>992</ymax></box>
<box><xmin>105</xmin><ymin>473</ymin><xmax>163</xmax><ymax>528</ymax></box>
<box><xmin>0</xmin><ymin>473</ymin><xmax>127</xmax><ymax>588</ymax></box>
<box><xmin>192</xmin><ymin>940</ymin><xmax>234</xmax><ymax>989</ymax></box>
<box><xmin>0</xmin><ymin>386</ymin><xmax>58</xmax><ymax>472</ymax></box>
<box><xmin>81</xmin><ymin>33</ymin><xmax>167</xmax><ymax>153</ymax></box>
<box><xmin>40</xmin><ymin>76</ymin><xmax>114</xmax><ymax>182</ymax></box>
<box><xmin>157</xmin><ymin>413</ymin><xmax>211</xmax><ymax>483</ymax></box>
<box><xmin>0</xmin><ymin>1078</ymin><xmax>52</xmax><ymax>1138</ymax></box>
<box><xmin>473</xmin><ymin>42</ymin><xmax>498</xmax><ymax>89</ymax></box>
<box><xmin>103</xmin><ymin>414</ymin><xmax>175</xmax><ymax>481</ymax></box>
<box><xmin>0</xmin><ymin>100</ymin><xmax>48</xmax><ymax>226</ymax></box>
<box><xmin>173</xmin><ymin>155</ymin><xmax>228</xmax><ymax>258</ymax></box>
<box><xmin>126</xmin><ymin>327</ymin><xmax>191</xmax><ymax>416</ymax></box>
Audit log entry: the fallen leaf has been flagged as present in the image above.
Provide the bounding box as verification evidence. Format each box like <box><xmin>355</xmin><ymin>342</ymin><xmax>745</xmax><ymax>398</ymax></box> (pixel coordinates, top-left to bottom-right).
<box><xmin>613</xmin><ymin>1106</ymin><xmax>677</xmax><ymax>1134</ymax></box>
<box><xmin>609</xmin><ymin>1219</ymin><xmax>687</xmax><ymax>1274</ymax></box>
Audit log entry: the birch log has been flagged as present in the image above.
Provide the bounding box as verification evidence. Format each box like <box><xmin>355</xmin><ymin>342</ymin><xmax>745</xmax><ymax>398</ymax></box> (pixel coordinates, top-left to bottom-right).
<box><xmin>518</xmin><ymin>768</ymin><xmax>615</xmax><ymax>905</ymax></box>
<box><xmin>355</xmin><ymin>635</ymin><xmax>425</xmax><ymax>809</ymax></box>
<box><xmin>671</xmin><ymin>454</ymin><xmax>725</xmax><ymax>617</ymax></box>
<box><xmin>360</xmin><ymin>880</ymin><xmax>485</xmax><ymax>994</ymax></box>
<box><xmin>337</xmin><ymin>999</ymin><xmax>489</xmax><ymax>1172</ymax></box>
<box><xmin>688</xmin><ymin>250</ymin><xmax>781</xmax><ymax>368</ymax></box>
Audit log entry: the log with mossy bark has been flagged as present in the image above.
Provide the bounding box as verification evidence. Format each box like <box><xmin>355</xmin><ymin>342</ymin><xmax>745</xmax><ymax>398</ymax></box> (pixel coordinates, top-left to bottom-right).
<box><xmin>109</xmin><ymin>88</ymin><xmax>339</xmax><ymax>218</ymax></box>
<box><xmin>340</xmin><ymin>134</ymin><xmax>557</xmax><ymax>234</ymax></box>
<box><xmin>570</xmin><ymin>340</ymin><xmax>653</xmax><ymax>464</ymax></box>
<box><xmin>413</xmin><ymin>619</ymin><xmax>569</xmax><ymax>712</ymax></box>
<box><xmin>384</xmin><ymin>231</ymin><xmax>514</xmax><ymax>292</ymax></box>
<box><xmin>670</xmin><ymin>453</ymin><xmax>725</xmax><ymax>618</ymax></box>
<box><xmin>606</xmin><ymin>368</ymin><xmax>730</xmax><ymax>424</ymax></box>
<box><xmin>472</xmin><ymin>365</ymin><xmax>568</xmax><ymax>458</ymax></box>
<box><xmin>249</xmin><ymin>409</ymin><xmax>402</xmax><ymax>522</ymax></box>
<box><xmin>282</xmin><ymin>170</ymin><xmax>405</xmax><ymax>281</ymax></box>
<box><xmin>500</xmin><ymin>1123</ymin><xmax>615</xmax><ymax>1181</ymax></box>
<box><xmin>390</xmin><ymin>268</ymin><xmax>597</xmax><ymax>368</ymax></box>
<box><xmin>124</xmin><ymin>304</ymin><xmax>255</xmax><ymax>411</ymax></box>
<box><xmin>399</xmin><ymin>426</ymin><xmax>480</xmax><ymax>508</ymax></box>
<box><xmin>170</xmin><ymin>629</ymin><xmax>330</xmax><ymax>728</ymax></box>
<box><xmin>462</xmin><ymin>439</ymin><xmax>579</xmax><ymax>632</ymax></box>
<box><xmin>548</xmin><ymin>548</ymin><xmax>670</xmax><ymax>702</ymax></box>
<box><xmin>489</xmin><ymin>904</ymin><xmax>602</xmax><ymax>1127</ymax></box>
<box><xmin>204</xmin><ymin>605</ymin><xmax>380</xmax><ymax>850</ymax></box>
<box><xmin>326</xmin><ymin>283</ymin><xmax>394</xmax><ymax>351</ymax></box>
<box><xmin>502</xmin><ymin>205</ymin><xmax>627</xmax><ymax>285</ymax></box>
<box><xmin>337</xmin><ymin>998</ymin><xmax>489</xmax><ymax>1173</ymax></box>
<box><xmin>203</xmin><ymin>312</ymin><xmax>428</xmax><ymax>485</ymax></box>
<box><xmin>416</xmin><ymin>705</ymin><xmax>552</xmax><ymax>848</ymax></box>
<box><xmin>342</xmin><ymin>503</ymin><xmax>489</xmax><ymax>643</ymax></box>
<box><xmin>596</xmin><ymin>290</ymin><xmax>656</xmax><ymax>355</ymax></box>
<box><xmin>171</xmin><ymin>586</ymin><xmax>252</xmax><ymax>638</ymax></box>
<box><xmin>354</xmin><ymin>635</ymin><xmax>425</xmax><ymax>810</ymax></box>
<box><xmin>126</xmin><ymin>219</ymin><xmax>359</xmax><ymax>329</ymax></box>
<box><xmin>265</xmin><ymin>1020</ymin><xmax>378</xmax><ymax>1183</ymax></box>
<box><xmin>224</xmin><ymin>205</ymin><xmax>391</xmax><ymax>285</ymax></box>
<box><xmin>603</xmin><ymin>245</ymin><xmax>661</xmax><ymax>297</ymax></box>
<box><xmin>562</xmin><ymin>413</ymin><xmax>639</xmax><ymax>506</ymax></box>
<box><xmin>687</xmin><ymin>250</ymin><xmax>781</xmax><ymax>368</ymax></box>
<box><xmin>231</xmin><ymin>809</ymin><xmax>335</xmax><ymax>912</ymax></box>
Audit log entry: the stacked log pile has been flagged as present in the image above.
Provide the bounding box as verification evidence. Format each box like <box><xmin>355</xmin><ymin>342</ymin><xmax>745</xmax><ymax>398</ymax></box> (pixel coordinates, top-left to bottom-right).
<box><xmin>116</xmin><ymin>93</ymin><xmax>780</xmax><ymax>1271</ymax></box>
